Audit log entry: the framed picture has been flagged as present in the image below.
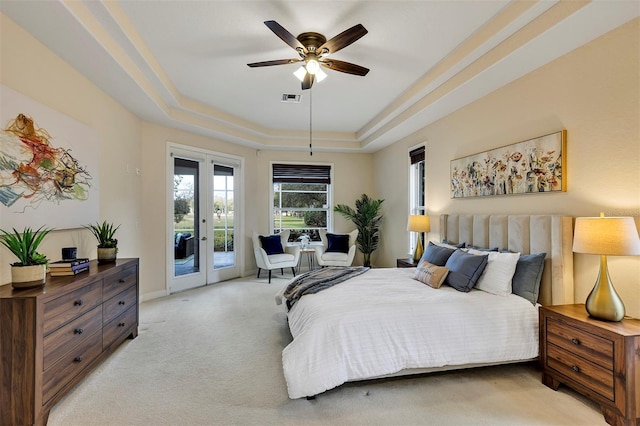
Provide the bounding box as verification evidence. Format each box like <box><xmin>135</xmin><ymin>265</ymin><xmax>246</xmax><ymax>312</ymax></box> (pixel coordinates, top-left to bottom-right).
<box><xmin>450</xmin><ymin>130</ymin><xmax>566</xmax><ymax>198</ymax></box>
<box><xmin>0</xmin><ymin>85</ymin><xmax>99</xmax><ymax>229</ymax></box>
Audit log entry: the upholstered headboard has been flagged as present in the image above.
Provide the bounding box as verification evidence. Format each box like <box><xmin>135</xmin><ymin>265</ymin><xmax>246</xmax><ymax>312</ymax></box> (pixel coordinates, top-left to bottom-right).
<box><xmin>439</xmin><ymin>214</ymin><xmax>574</xmax><ymax>306</ymax></box>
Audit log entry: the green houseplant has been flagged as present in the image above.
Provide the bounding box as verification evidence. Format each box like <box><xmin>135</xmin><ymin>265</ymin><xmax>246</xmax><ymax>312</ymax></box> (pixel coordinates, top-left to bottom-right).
<box><xmin>0</xmin><ymin>226</ymin><xmax>52</xmax><ymax>288</ymax></box>
<box><xmin>334</xmin><ymin>194</ymin><xmax>384</xmax><ymax>267</ymax></box>
<box><xmin>84</xmin><ymin>221</ymin><xmax>120</xmax><ymax>263</ymax></box>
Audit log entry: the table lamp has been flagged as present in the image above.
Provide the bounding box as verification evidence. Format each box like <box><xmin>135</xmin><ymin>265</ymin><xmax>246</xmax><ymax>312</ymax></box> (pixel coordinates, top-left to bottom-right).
<box><xmin>572</xmin><ymin>213</ymin><xmax>640</xmax><ymax>321</ymax></box>
<box><xmin>407</xmin><ymin>215</ymin><xmax>431</xmax><ymax>262</ymax></box>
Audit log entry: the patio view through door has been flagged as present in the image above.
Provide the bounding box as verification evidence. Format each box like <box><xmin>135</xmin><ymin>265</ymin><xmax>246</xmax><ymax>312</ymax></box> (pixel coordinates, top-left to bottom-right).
<box><xmin>169</xmin><ymin>146</ymin><xmax>240</xmax><ymax>293</ymax></box>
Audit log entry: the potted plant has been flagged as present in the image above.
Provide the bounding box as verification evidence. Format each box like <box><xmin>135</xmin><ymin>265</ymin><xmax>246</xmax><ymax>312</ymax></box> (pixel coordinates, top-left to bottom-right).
<box><xmin>84</xmin><ymin>221</ymin><xmax>120</xmax><ymax>263</ymax></box>
<box><xmin>334</xmin><ymin>194</ymin><xmax>384</xmax><ymax>267</ymax></box>
<box><xmin>0</xmin><ymin>226</ymin><xmax>52</xmax><ymax>288</ymax></box>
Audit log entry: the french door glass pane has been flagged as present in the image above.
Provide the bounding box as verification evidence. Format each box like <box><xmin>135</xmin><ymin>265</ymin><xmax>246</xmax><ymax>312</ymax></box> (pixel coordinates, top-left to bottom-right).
<box><xmin>213</xmin><ymin>165</ymin><xmax>234</xmax><ymax>269</ymax></box>
<box><xmin>174</xmin><ymin>157</ymin><xmax>199</xmax><ymax>277</ymax></box>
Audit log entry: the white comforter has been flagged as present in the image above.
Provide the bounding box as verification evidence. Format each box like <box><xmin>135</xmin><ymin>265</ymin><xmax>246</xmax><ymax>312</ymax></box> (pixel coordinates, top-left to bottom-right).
<box><xmin>280</xmin><ymin>268</ymin><xmax>539</xmax><ymax>399</ymax></box>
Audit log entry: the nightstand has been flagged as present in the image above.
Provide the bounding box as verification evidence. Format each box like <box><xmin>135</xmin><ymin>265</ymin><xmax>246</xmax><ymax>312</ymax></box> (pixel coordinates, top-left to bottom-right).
<box><xmin>396</xmin><ymin>258</ymin><xmax>419</xmax><ymax>268</ymax></box>
<box><xmin>539</xmin><ymin>304</ymin><xmax>640</xmax><ymax>426</ymax></box>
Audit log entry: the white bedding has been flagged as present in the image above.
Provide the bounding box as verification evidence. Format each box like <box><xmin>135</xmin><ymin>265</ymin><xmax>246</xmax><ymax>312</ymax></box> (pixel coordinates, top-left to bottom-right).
<box><xmin>280</xmin><ymin>267</ymin><xmax>539</xmax><ymax>399</ymax></box>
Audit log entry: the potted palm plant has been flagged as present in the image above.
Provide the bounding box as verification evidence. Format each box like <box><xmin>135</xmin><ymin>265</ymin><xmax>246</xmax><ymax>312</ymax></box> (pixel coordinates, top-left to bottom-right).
<box><xmin>0</xmin><ymin>226</ymin><xmax>52</xmax><ymax>288</ymax></box>
<box><xmin>84</xmin><ymin>221</ymin><xmax>120</xmax><ymax>263</ymax></box>
<box><xmin>334</xmin><ymin>194</ymin><xmax>384</xmax><ymax>267</ymax></box>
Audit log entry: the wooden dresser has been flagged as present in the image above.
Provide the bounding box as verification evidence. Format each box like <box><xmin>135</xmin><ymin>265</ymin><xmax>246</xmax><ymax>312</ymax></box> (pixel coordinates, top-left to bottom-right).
<box><xmin>539</xmin><ymin>304</ymin><xmax>640</xmax><ymax>426</ymax></box>
<box><xmin>0</xmin><ymin>258</ymin><xmax>139</xmax><ymax>426</ymax></box>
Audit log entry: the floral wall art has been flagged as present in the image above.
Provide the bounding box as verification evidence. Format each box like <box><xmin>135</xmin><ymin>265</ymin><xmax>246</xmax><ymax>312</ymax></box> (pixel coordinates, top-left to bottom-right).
<box><xmin>0</xmin><ymin>85</ymin><xmax>99</xmax><ymax>229</ymax></box>
<box><xmin>450</xmin><ymin>130</ymin><xmax>566</xmax><ymax>198</ymax></box>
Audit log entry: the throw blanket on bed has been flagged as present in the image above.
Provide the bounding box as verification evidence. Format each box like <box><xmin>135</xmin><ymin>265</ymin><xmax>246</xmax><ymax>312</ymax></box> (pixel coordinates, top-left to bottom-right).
<box><xmin>283</xmin><ymin>266</ymin><xmax>370</xmax><ymax>309</ymax></box>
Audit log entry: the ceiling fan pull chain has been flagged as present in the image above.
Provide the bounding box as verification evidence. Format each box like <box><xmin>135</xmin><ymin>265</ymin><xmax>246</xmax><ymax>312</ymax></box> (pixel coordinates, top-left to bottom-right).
<box><xmin>309</xmin><ymin>87</ymin><xmax>313</xmax><ymax>156</ymax></box>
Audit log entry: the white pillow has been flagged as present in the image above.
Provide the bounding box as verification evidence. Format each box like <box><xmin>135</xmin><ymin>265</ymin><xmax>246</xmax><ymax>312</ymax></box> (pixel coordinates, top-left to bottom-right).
<box><xmin>466</xmin><ymin>249</ymin><xmax>520</xmax><ymax>296</ymax></box>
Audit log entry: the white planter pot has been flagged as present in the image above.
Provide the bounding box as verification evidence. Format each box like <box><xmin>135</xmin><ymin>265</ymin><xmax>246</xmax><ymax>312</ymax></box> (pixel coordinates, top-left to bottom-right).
<box><xmin>11</xmin><ymin>264</ymin><xmax>46</xmax><ymax>289</ymax></box>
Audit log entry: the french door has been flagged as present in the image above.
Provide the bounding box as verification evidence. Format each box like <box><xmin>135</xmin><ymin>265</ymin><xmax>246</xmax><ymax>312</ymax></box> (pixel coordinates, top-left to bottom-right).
<box><xmin>168</xmin><ymin>145</ymin><xmax>242</xmax><ymax>293</ymax></box>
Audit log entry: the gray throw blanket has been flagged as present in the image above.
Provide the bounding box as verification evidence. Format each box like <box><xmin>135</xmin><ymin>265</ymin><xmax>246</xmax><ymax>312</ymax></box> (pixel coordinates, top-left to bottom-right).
<box><xmin>283</xmin><ymin>266</ymin><xmax>370</xmax><ymax>309</ymax></box>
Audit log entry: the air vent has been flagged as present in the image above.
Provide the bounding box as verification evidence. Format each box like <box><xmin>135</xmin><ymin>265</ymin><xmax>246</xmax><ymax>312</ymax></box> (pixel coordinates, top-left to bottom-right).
<box><xmin>281</xmin><ymin>94</ymin><xmax>301</xmax><ymax>103</ymax></box>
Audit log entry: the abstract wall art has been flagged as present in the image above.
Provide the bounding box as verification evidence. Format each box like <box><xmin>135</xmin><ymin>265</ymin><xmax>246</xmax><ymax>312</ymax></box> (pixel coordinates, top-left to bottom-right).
<box><xmin>450</xmin><ymin>130</ymin><xmax>566</xmax><ymax>198</ymax></box>
<box><xmin>0</xmin><ymin>85</ymin><xmax>99</xmax><ymax>229</ymax></box>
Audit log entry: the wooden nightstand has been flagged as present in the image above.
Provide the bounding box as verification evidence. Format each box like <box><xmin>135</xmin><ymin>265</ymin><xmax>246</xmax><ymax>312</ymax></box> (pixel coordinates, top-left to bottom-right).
<box><xmin>539</xmin><ymin>304</ymin><xmax>640</xmax><ymax>426</ymax></box>
<box><xmin>396</xmin><ymin>258</ymin><xmax>419</xmax><ymax>268</ymax></box>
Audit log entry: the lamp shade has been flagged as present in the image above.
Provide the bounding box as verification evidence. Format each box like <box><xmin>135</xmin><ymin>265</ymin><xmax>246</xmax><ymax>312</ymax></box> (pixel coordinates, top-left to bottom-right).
<box><xmin>407</xmin><ymin>215</ymin><xmax>431</xmax><ymax>233</ymax></box>
<box><xmin>573</xmin><ymin>216</ymin><xmax>640</xmax><ymax>255</ymax></box>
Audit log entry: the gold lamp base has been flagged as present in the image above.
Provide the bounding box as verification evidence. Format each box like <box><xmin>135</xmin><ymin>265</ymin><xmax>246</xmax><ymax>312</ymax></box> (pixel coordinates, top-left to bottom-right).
<box><xmin>585</xmin><ymin>255</ymin><xmax>625</xmax><ymax>322</ymax></box>
<box><xmin>413</xmin><ymin>235</ymin><xmax>424</xmax><ymax>263</ymax></box>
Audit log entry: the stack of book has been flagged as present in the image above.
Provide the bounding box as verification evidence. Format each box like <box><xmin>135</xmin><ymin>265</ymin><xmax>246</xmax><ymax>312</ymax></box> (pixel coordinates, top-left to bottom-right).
<box><xmin>49</xmin><ymin>258</ymin><xmax>90</xmax><ymax>277</ymax></box>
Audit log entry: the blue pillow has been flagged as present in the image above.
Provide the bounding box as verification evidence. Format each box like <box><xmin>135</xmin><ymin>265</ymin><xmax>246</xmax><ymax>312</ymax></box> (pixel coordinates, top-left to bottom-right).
<box><xmin>421</xmin><ymin>242</ymin><xmax>455</xmax><ymax>266</ymax></box>
<box><xmin>444</xmin><ymin>249</ymin><xmax>488</xmax><ymax>292</ymax></box>
<box><xmin>259</xmin><ymin>235</ymin><xmax>284</xmax><ymax>255</ymax></box>
<box><xmin>512</xmin><ymin>253</ymin><xmax>546</xmax><ymax>304</ymax></box>
<box><xmin>442</xmin><ymin>239</ymin><xmax>466</xmax><ymax>248</ymax></box>
<box><xmin>326</xmin><ymin>233</ymin><xmax>350</xmax><ymax>253</ymax></box>
<box><xmin>467</xmin><ymin>245</ymin><xmax>499</xmax><ymax>252</ymax></box>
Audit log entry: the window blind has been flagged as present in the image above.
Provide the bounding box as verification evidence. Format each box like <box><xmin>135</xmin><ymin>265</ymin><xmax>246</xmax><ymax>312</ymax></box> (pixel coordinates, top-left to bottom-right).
<box><xmin>409</xmin><ymin>146</ymin><xmax>425</xmax><ymax>164</ymax></box>
<box><xmin>272</xmin><ymin>164</ymin><xmax>331</xmax><ymax>184</ymax></box>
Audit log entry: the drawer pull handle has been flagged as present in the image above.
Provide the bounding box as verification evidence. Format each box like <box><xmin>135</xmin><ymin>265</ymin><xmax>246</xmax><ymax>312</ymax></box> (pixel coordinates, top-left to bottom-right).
<box><xmin>119</xmin><ymin>279</ymin><xmax>125</xmax><ymax>283</ymax></box>
<box><xmin>74</xmin><ymin>356</ymin><xmax>83</xmax><ymax>363</ymax></box>
<box><xmin>74</xmin><ymin>328</ymin><xmax>84</xmax><ymax>335</ymax></box>
<box><xmin>571</xmin><ymin>338</ymin><xmax>580</xmax><ymax>345</ymax></box>
<box><xmin>572</xmin><ymin>365</ymin><xmax>580</xmax><ymax>373</ymax></box>
<box><xmin>118</xmin><ymin>322</ymin><xmax>126</xmax><ymax>327</ymax></box>
<box><xmin>74</xmin><ymin>300</ymin><xmax>83</xmax><ymax>306</ymax></box>
<box><xmin>119</xmin><ymin>301</ymin><xmax>126</xmax><ymax>305</ymax></box>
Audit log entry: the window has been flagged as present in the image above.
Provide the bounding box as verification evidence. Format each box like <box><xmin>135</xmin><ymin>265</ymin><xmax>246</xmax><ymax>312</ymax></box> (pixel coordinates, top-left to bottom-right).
<box><xmin>272</xmin><ymin>163</ymin><xmax>331</xmax><ymax>242</ymax></box>
<box><xmin>409</xmin><ymin>146</ymin><xmax>426</xmax><ymax>252</ymax></box>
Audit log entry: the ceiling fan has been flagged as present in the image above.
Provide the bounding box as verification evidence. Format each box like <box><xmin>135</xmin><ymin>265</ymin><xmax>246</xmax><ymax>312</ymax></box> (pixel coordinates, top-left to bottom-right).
<box><xmin>247</xmin><ymin>20</ymin><xmax>369</xmax><ymax>90</ymax></box>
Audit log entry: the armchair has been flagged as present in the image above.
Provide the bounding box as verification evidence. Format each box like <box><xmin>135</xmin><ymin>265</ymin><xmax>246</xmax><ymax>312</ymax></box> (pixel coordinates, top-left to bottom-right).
<box><xmin>314</xmin><ymin>229</ymin><xmax>358</xmax><ymax>267</ymax></box>
<box><xmin>252</xmin><ymin>230</ymin><xmax>300</xmax><ymax>283</ymax></box>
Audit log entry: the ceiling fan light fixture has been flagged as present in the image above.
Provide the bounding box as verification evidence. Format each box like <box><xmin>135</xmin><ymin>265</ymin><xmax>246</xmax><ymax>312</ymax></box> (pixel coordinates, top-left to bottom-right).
<box><xmin>293</xmin><ymin>66</ymin><xmax>307</xmax><ymax>82</ymax></box>
<box><xmin>315</xmin><ymin>67</ymin><xmax>327</xmax><ymax>82</ymax></box>
<box><xmin>306</xmin><ymin>59</ymin><xmax>320</xmax><ymax>75</ymax></box>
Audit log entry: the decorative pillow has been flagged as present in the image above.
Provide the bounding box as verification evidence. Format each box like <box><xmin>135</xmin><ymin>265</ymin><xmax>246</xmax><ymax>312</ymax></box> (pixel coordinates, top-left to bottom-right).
<box><xmin>512</xmin><ymin>253</ymin><xmax>546</xmax><ymax>304</ymax></box>
<box><xmin>441</xmin><ymin>239</ymin><xmax>466</xmax><ymax>249</ymax></box>
<box><xmin>466</xmin><ymin>245</ymin><xmax>499</xmax><ymax>252</ymax></box>
<box><xmin>413</xmin><ymin>260</ymin><xmax>449</xmax><ymax>289</ymax></box>
<box><xmin>259</xmin><ymin>235</ymin><xmax>284</xmax><ymax>255</ymax></box>
<box><xmin>326</xmin><ymin>233</ymin><xmax>350</xmax><ymax>253</ymax></box>
<box><xmin>467</xmin><ymin>250</ymin><xmax>520</xmax><ymax>296</ymax></box>
<box><xmin>421</xmin><ymin>242</ymin><xmax>456</xmax><ymax>266</ymax></box>
<box><xmin>444</xmin><ymin>249</ymin><xmax>488</xmax><ymax>292</ymax></box>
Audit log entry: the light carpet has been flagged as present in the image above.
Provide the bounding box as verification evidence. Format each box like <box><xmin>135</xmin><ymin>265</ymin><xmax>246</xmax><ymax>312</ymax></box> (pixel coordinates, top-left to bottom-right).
<box><xmin>49</xmin><ymin>276</ymin><xmax>606</xmax><ymax>426</ymax></box>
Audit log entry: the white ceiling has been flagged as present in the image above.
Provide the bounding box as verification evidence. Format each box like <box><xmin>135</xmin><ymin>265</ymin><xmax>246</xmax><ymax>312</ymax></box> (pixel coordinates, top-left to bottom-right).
<box><xmin>1</xmin><ymin>1</ymin><xmax>638</xmax><ymax>153</ymax></box>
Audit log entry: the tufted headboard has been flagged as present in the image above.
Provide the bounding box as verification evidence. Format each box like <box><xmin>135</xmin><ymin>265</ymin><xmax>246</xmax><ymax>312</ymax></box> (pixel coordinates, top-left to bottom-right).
<box><xmin>439</xmin><ymin>214</ymin><xmax>574</xmax><ymax>306</ymax></box>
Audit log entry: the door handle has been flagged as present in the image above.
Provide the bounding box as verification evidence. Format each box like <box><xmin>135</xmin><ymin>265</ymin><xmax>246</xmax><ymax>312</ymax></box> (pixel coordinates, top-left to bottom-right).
<box><xmin>201</xmin><ymin>236</ymin><xmax>207</xmax><ymax>241</ymax></box>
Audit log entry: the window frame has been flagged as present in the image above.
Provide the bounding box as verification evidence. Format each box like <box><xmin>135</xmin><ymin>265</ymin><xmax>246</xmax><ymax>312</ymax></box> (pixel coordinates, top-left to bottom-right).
<box><xmin>408</xmin><ymin>145</ymin><xmax>426</xmax><ymax>253</ymax></box>
<box><xmin>270</xmin><ymin>162</ymin><xmax>333</xmax><ymax>241</ymax></box>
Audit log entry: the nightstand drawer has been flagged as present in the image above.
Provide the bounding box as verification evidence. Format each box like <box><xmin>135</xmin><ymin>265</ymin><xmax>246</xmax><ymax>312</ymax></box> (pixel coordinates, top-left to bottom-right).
<box><xmin>547</xmin><ymin>343</ymin><xmax>614</xmax><ymax>401</ymax></box>
<box><xmin>547</xmin><ymin>317</ymin><xmax>613</xmax><ymax>370</ymax></box>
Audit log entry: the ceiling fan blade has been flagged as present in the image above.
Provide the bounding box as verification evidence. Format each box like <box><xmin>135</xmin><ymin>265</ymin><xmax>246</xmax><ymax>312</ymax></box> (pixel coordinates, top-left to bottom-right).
<box><xmin>321</xmin><ymin>59</ymin><xmax>369</xmax><ymax>76</ymax></box>
<box><xmin>301</xmin><ymin>73</ymin><xmax>314</xmax><ymax>90</ymax></box>
<box><xmin>247</xmin><ymin>59</ymin><xmax>301</xmax><ymax>68</ymax></box>
<box><xmin>264</xmin><ymin>20</ymin><xmax>306</xmax><ymax>53</ymax></box>
<box><xmin>318</xmin><ymin>24</ymin><xmax>367</xmax><ymax>55</ymax></box>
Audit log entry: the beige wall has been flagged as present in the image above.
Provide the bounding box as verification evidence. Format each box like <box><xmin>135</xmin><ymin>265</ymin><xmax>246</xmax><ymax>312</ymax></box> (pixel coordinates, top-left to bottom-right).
<box><xmin>0</xmin><ymin>14</ymin><xmax>142</xmax><ymax>285</ymax></box>
<box><xmin>374</xmin><ymin>19</ymin><xmax>640</xmax><ymax>317</ymax></box>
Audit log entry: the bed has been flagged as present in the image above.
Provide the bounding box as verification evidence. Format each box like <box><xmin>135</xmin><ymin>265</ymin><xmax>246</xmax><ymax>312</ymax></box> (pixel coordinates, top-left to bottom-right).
<box><xmin>278</xmin><ymin>214</ymin><xmax>574</xmax><ymax>399</ymax></box>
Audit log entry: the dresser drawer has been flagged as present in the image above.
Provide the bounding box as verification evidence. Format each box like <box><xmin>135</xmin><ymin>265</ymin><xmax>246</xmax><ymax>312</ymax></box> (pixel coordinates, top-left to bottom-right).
<box><xmin>43</xmin><ymin>279</ymin><xmax>103</xmax><ymax>335</ymax></box>
<box><xmin>546</xmin><ymin>317</ymin><xmax>613</xmax><ymax>370</ymax></box>
<box><xmin>43</xmin><ymin>305</ymin><xmax>102</xmax><ymax>371</ymax></box>
<box><xmin>103</xmin><ymin>284</ymin><xmax>137</xmax><ymax>324</ymax></box>
<box><xmin>42</xmin><ymin>330</ymin><xmax>102</xmax><ymax>403</ymax></box>
<box><xmin>103</xmin><ymin>265</ymin><xmax>137</xmax><ymax>301</ymax></box>
<box><xmin>547</xmin><ymin>342</ymin><xmax>614</xmax><ymax>401</ymax></box>
<box><xmin>103</xmin><ymin>305</ymin><xmax>137</xmax><ymax>350</ymax></box>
